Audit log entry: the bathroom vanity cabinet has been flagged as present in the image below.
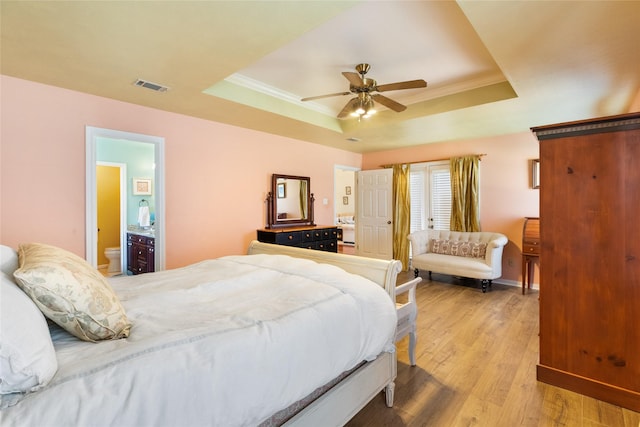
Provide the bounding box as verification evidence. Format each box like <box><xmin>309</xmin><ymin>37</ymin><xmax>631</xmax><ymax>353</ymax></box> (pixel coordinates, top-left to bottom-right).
<box><xmin>127</xmin><ymin>232</ymin><xmax>155</xmax><ymax>275</ymax></box>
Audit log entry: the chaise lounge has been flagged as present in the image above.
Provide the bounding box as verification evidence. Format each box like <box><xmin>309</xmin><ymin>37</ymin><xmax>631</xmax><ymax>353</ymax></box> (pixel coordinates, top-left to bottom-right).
<box><xmin>408</xmin><ymin>229</ymin><xmax>508</xmax><ymax>292</ymax></box>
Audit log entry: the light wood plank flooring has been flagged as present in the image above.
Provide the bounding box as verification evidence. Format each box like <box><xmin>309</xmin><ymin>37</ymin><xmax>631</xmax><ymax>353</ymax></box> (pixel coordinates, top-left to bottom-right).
<box><xmin>346</xmin><ymin>272</ymin><xmax>640</xmax><ymax>427</ymax></box>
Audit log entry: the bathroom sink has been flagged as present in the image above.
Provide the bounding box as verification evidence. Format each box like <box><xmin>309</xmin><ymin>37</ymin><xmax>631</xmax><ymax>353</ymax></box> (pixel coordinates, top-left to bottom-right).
<box><xmin>128</xmin><ymin>228</ymin><xmax>155</xmax><ymax>236</ymax></box>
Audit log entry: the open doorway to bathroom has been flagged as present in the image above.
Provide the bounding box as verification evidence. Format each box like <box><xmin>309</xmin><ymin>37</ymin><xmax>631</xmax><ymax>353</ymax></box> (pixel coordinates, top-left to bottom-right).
<box><xmin>86</xmin><ymin>126</ymin><xmax>165</xmax><ymax>273</ymax></box>
<box><xmin>334</xmin><ymin>165</ymin><xmax>359</xmax><ymax>255</ymax></box>
<box><xmin>96</xmin><ymin>162</ymin><xmax>126</xmax><ymax>276</ymax></box>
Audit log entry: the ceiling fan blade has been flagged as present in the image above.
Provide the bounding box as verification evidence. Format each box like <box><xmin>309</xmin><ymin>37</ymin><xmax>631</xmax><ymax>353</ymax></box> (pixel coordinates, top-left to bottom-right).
<box><xmin>375</xmin><ymin>79</ymin><xmax>427</xmax><ymax>92</ymax></box>
<box><xmin>338</xmin><ymin>98</ymin><xmax>359</xmax><ymax>119</ymax></box>
<box><xmin>342</xmin><ymin>71</ymin><xmax>363</xmax><ymax>87</ymax></box>
<box><xmin>301</xmin><ymin>91</ymin><xmax>351</xmax><ymax>102</ymax></box>
<box><xmin>372</xmin><ymin>94</ymin><xmax>407</xmax><ymax>112</ymax></box>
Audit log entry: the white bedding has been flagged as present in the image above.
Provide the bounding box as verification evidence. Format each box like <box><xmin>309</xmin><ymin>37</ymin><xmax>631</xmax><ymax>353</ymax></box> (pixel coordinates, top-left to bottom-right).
<box><xmin>1</xmin><ymin>254</ymin><xmax>396</xmax><ymax>427</ymax></box>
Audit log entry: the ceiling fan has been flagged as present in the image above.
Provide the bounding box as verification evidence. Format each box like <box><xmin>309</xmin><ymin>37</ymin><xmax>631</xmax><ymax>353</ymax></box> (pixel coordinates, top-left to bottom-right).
<box><xmin>301</xmin><ymin>63</ymin><xmax>427</xmax><ymax>119</ymax></box>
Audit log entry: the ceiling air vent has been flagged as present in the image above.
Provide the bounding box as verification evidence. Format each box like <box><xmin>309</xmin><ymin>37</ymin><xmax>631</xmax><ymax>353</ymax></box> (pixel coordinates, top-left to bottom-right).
<box><xmin>134</xmin><ymin>79</ymin><xmax>169</xmax><ymax>92</ymax></box>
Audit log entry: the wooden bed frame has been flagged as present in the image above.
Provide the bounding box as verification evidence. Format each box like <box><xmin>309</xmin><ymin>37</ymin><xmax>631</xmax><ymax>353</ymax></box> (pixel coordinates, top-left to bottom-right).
<box><xmin>247</xmin><ymin>241</ymin><xmax>402</xmax><ymax>426</ymax></box>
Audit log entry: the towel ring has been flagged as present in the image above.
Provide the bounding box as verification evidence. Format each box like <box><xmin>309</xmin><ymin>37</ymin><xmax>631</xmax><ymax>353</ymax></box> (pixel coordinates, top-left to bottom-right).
<box><xmin>139</xmin><ymin>199</ymin><xmax>149</xmax><ymax>207</ymax></box>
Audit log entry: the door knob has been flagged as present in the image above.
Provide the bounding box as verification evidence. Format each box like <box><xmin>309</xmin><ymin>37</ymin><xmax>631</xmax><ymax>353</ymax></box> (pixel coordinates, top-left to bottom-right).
<box><xmin>387</xmin><ymin>221</ymin><xmax>392</xmax><ymax>224</ymax></box>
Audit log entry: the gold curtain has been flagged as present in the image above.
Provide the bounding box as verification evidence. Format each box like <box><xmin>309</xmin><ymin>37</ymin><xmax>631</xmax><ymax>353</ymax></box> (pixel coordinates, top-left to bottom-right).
<box><xmin>392</xmin><ymin>164</ymin><xmax>411</xmax><ymax>270</ymax></box>
<box><xmin>299</xmin><ymin>180</ymin><xmax>308</xmax><ymax>219</ymax></box>
<box><xmin>450</xmin><ymin>156</ymin><xmax>480</xmax><ymax>232</ymax></box>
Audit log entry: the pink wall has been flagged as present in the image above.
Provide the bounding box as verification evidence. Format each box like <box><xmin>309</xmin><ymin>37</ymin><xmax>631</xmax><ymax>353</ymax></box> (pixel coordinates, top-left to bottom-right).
<box><xmin>2</xmin><ymin>74</ymin><xmax>539</xmax><ymax>284</ymax></box>
<box><xmin>362</xmin><ymin>132</ymin><xmax>540</xmax><ymax>284</ymax></box>
<box><xmin>0</xmin><ymin>76</ymin><xmax>361</xmax><ymax>268</ymax></box>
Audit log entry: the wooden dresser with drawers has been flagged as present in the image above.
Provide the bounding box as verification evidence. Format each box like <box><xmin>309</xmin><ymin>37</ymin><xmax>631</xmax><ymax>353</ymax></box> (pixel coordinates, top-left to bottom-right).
<box><xmin>257</xmin><ymin>225</ymin><xmax>339</xmax><ymax>253</ymax></box>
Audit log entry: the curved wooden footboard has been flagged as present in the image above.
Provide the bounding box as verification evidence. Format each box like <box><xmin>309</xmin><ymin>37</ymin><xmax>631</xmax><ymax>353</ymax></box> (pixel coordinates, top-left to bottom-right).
<box><xmin>247</xmin><ymin>240</ymin><xmax>402</xmax><ymax>298</ymax></box>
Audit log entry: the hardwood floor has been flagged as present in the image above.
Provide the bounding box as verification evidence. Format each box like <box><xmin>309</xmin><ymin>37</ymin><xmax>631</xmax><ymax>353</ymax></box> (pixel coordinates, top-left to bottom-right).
<box><xmin>346</xmin><ymin>272</ymin><xmax>640</xmax><ymax>427</ymax></box>
<box><xmin>338</xmin><ymin>243</ymin><xmax>356</xmax><ymax>255</ymax></box>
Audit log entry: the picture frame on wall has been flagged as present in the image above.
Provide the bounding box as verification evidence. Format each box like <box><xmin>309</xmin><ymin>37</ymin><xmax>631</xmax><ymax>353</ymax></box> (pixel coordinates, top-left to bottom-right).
<box><xmin>532</xmin><ymin>159</ymin><xmax>540</xmax><ymax>189</ymax></box>
<box><xmin>277</xmin><ymin>182</ymin><xmax>286</xmax><ymax>198</ymax></box>
<box><xmin>133</xmin><ymin>178</ymin><xmax>152</xmax><ymax>195</ymax></box>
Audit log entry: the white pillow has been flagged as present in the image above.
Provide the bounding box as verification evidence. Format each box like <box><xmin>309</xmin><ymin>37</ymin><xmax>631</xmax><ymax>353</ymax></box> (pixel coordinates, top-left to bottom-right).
<box><xmin>0</xmin><ymin>245</ymin><xmax>19</xmax><ymax>276</ymax></box>
<box><xmin>0</xmin><ymin>272</ymin><xmax>58</xmax><ymax>396</ymax></box>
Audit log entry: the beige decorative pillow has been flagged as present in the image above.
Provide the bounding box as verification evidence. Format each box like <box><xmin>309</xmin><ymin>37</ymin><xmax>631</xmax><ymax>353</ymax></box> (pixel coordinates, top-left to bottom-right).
<box><xmin>430</xmin><ymin>239</ymin><xmax>487</xmax><ymax>259</ymax></box>
<box><xmin>13</xmin><ymin>243</ymin><xmax>131</xmax><ymax>342</ymax></box>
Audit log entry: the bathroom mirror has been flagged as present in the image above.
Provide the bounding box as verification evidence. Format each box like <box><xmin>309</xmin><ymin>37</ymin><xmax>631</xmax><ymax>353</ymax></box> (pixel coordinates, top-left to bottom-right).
<box><xmin>266</xmin><ymin>174</ymin><xmax>314</xmax><ymax>228</ymax></box>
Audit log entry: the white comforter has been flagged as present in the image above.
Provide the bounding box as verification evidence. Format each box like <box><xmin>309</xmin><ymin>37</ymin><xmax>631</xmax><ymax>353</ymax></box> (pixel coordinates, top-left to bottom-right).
<box><xmin>2</xmin><ymin>254</ymin><xmax>396</xmax><ymax>427</ymax></box>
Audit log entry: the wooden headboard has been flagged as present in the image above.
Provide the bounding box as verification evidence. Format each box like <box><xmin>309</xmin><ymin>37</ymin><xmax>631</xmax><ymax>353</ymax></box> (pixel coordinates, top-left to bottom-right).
<box><xmin>247</xmin><ymin>240</ymin><xmax>402</xmax><ymax>298</ymax></box>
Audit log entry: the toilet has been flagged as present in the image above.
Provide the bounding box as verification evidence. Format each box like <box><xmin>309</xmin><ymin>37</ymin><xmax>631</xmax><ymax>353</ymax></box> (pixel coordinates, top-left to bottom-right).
<box><xmin>104</xmin><ymin>247</ymin><xmax>121</xmax><ymax>275</ymax></box>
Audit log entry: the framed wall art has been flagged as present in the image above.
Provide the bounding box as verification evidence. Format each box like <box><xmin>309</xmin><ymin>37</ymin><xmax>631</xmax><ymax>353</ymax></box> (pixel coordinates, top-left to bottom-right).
<box><xmin>277</xmin><ymin>182</ymin><xmax>286</xmax><ymax>198</ymax></box>
<box><xmin>532</xmin><ymin>159</ymin><xmax>540</xmax><ymax>189</ymax></box>
<box><xmin>133</xmin><ymin>178</ymin><xmax>152</xmax><ymax>195</ymax></box>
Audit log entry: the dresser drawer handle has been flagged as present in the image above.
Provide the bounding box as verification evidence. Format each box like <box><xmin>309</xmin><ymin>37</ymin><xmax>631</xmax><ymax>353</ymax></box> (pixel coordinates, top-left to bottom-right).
<box><xmin>288</xmin><ymin>235</ymin><xmax>293</xmax><ymax>240</ymax></box>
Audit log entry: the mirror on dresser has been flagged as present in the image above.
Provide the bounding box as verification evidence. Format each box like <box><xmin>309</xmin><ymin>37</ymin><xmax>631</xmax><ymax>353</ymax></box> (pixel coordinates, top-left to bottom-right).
<box><xmin>266</xmin><ymin>174</ymin><xmax>314</xmax><ymax>228</ymax></box>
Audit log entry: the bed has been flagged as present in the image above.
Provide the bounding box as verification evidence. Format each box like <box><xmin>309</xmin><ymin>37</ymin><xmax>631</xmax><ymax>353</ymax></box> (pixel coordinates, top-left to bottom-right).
<box><xmin>0</xmin><ymin>240</ymin><xmax>402</xmax><ymax>426</ymax></box>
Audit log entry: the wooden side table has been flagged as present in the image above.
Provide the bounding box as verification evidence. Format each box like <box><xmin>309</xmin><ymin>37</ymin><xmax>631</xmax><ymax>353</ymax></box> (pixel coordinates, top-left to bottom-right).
<box><xmin>522</xmin><ymin>217</ymin><xmax>540</xmax><ymax>294</ymax></box>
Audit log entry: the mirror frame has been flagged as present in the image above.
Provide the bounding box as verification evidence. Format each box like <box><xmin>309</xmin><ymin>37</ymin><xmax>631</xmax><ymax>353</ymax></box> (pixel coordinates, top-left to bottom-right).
<box><xmin>266</xmin><ymin>174</ymin><xmax>314</xmax><ymax>228</ymax></box>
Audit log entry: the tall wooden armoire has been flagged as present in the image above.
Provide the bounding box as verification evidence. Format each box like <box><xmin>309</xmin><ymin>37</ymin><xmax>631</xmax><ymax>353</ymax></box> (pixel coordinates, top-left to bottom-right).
<box><xmin>532</xmin><ymin>112</ymin><xmax>640</xmax><ymax>412</ymax></box>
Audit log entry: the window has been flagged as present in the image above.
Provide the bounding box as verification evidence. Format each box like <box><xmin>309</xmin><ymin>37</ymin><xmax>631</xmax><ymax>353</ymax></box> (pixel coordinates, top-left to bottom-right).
<box><xmin>409</xmin><ymin>167</ymin><xmax>425</xmax><ymax>233</ymax></box>
<box><xmin>410</xmin><ymin>162</ymin><xmax>451</xmax><ymax>233</ymax></box>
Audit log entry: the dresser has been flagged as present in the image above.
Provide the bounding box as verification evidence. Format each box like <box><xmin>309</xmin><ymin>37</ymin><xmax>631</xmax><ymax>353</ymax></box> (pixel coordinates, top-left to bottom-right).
<box><xmin>533</xmin><ymin>112</ymin><xmax>640</xmax><ymax>412</ymax></box>
<box><xmin>521</xmin><ymin>217</ymin><xmax>539</xmax><ymax>294</ymax></box>
<box><xmin>127</xmin><ymin>232</ymin><xmax>155</xmax><ymax>275</ymax></box>
<box><xmin>257</xmin><ymin>225</ymin><xmax>339</xmax><ymax>252</ymax></box>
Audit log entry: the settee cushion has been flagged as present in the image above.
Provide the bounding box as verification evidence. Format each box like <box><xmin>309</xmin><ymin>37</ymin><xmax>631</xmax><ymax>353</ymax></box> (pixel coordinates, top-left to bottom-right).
<box><xmin>416</xmin><ymin>253</ymin><xmax>494</xmax><ymax>277</ymax></box>
<box><xmin>430</xmin><ymin>239</ymin><xmax>487</xmax><ymax>259</ymax></box>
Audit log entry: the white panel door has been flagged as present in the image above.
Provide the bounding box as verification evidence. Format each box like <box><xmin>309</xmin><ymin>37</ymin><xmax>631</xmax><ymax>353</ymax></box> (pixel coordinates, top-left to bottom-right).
<box><xmin>356</xmin><ymin>169</ymin><xmax>393</xmax><ymax>259</ymax></box>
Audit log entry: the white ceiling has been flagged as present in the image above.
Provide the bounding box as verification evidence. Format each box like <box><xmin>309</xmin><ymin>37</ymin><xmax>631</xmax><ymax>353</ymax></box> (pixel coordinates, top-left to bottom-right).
<box><xmin>2</xmin><ymin>1</ymin><xmax>639</xmax><ymax>153</ymax></box>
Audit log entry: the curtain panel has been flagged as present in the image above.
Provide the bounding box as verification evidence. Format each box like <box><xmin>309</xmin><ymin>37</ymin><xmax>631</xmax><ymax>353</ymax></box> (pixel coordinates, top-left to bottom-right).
<box><xmin>449</xmin><ymin>156</ymin><xmax>480</xmax><ymax>232</ymax></box>
<box><xmin>392</xmin><ymin>164</ymin><xmax>410</xmax><ymax>270</ymax></box>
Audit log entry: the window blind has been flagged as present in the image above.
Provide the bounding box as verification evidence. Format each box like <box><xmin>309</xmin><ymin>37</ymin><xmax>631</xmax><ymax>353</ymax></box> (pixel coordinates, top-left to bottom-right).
<box><xmin>409</xmin><ymin>170</ymin><xmax>425</xmax><ymax>233</ymax></box>
<box><xmin>430</xmin><ymin>168</ymin><xmax>451</xmax><ymax>230</ymax></box>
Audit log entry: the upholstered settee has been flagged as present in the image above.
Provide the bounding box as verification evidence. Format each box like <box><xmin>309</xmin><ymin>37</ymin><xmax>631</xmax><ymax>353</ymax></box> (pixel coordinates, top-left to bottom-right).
<box><xmin>408</xmin><ymin>230</ymin><xmax>508</xmax><ymax>292</ymax></box>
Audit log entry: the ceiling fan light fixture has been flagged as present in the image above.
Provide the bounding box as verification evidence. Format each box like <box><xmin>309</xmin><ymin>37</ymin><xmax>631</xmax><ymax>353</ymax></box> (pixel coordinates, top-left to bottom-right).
<box><xmin>365</xmin><ymin>99</ymin><xmax>376</xmax><ymax>115</ymax></box>
<box><xmin>301</xmin><ymin>63</ymin><xmax>426</xmax><ymax>120</ymax></box>
<box><xmin>351</xmin><ymin>95</ymin><xmax>376</xmax><ymax>119</ymax></box>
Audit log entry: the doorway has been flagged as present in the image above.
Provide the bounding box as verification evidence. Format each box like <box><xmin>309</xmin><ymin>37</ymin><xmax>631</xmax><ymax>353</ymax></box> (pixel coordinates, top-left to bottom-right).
<box><xmin>85</xmin><ymin>126</ymin><xmax>165</xmax><ymax>271</ymax></box>
<box><xmin>96</xmin><ymin>162</ymin><xmax>126</xmax><ymax>274</ymax></box>
<box><xmin>409</xmin><ymin>161</ymin><xmax>451</xmax><ymax>232</ymax></box>
<box><xmin>334</xmin><ymin>165</ymin><xmax>359</xmax><ymax>252</ymax></box>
